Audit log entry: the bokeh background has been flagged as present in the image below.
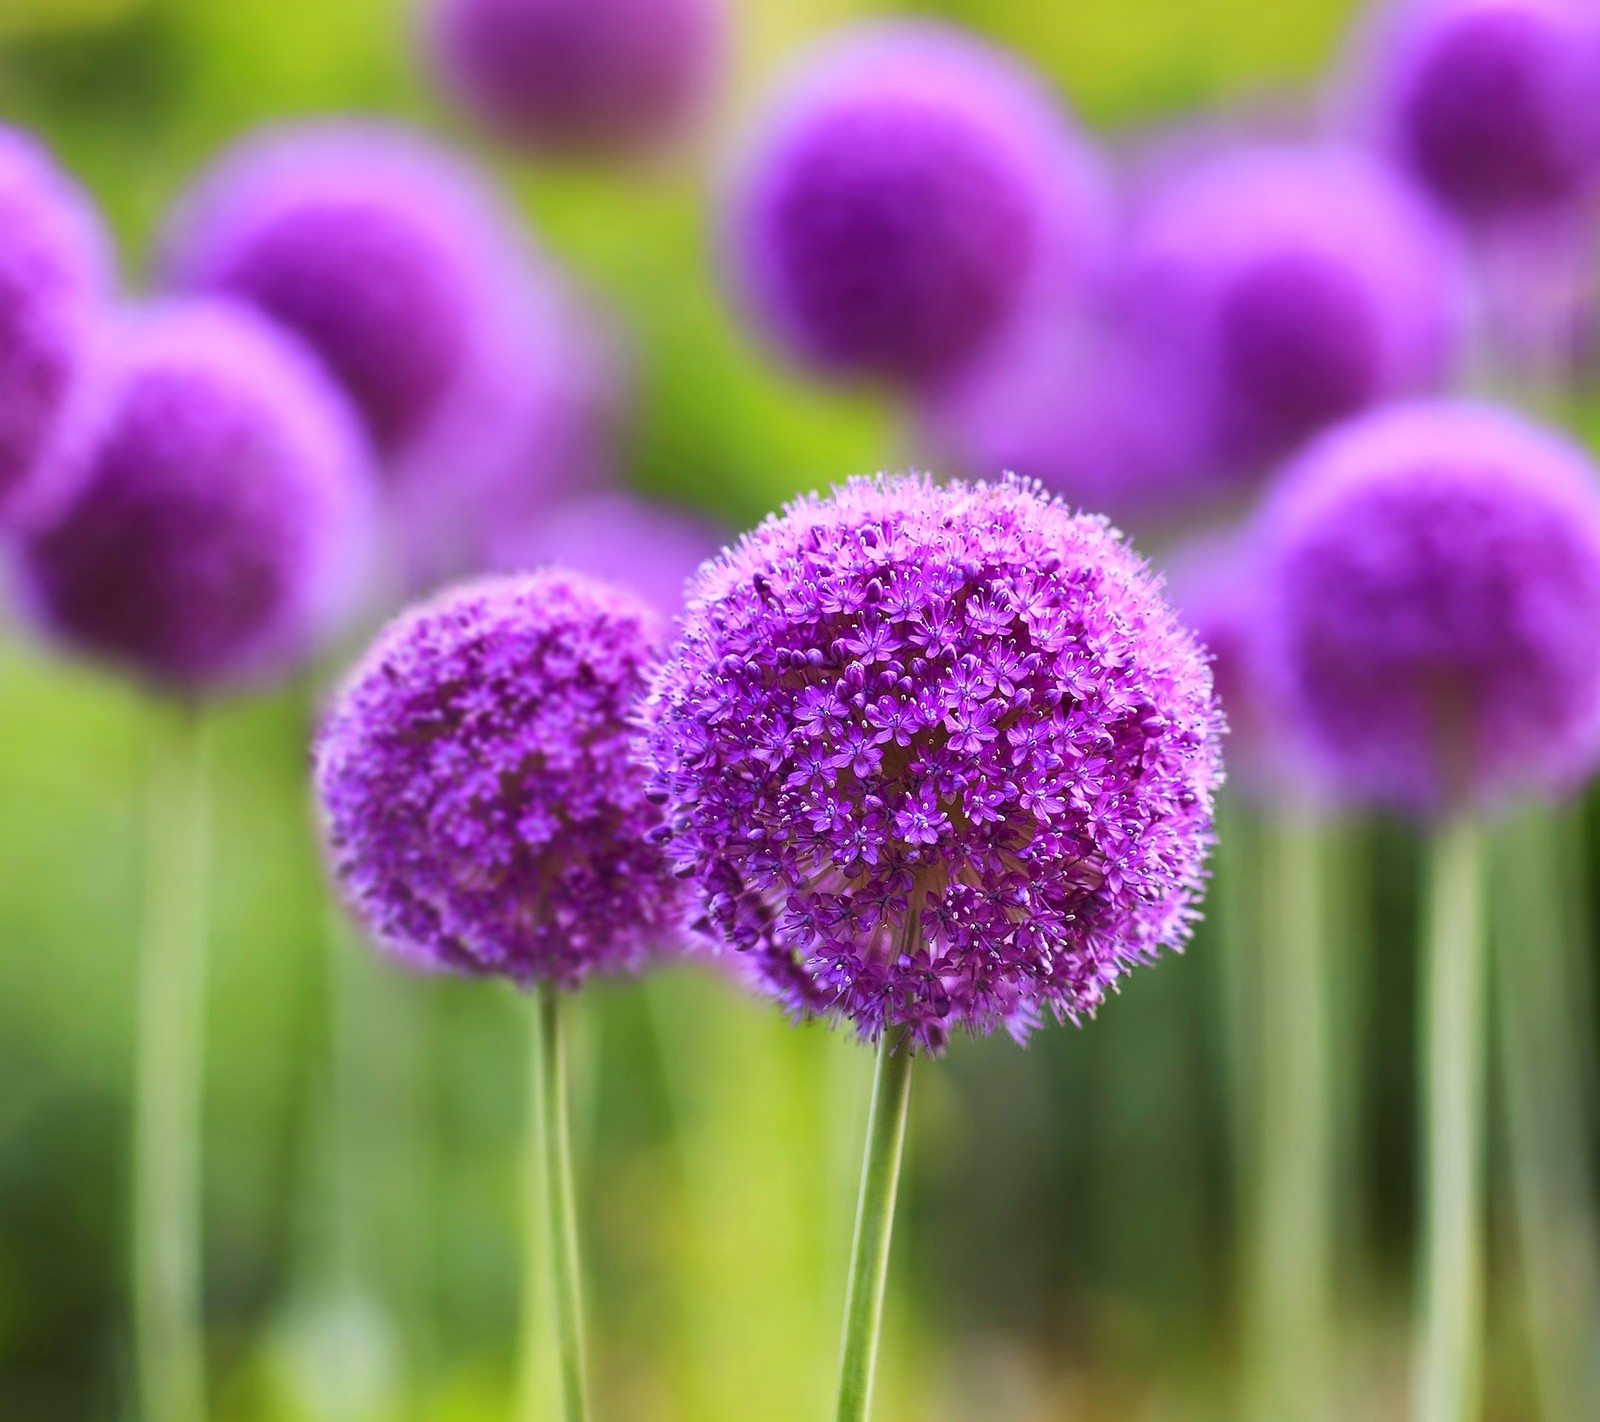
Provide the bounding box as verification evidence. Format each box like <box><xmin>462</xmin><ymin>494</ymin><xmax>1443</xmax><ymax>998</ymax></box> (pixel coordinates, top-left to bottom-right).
<box><xmin>1</xmin><ymin>1</ymin><xmax>1596</xmax><ymax>1419</ymax></box>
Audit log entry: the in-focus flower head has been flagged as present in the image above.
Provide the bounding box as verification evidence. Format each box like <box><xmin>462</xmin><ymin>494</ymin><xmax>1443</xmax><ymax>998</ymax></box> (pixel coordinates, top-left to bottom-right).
<box><xmin>642</xmin><ymin>473</ymin><xmax>1222</xmax><ymax>1053</ymax></box>
<box><xmin>727</xmin><ymin>22</ymin><xmax>1107</xmax><ymax>391</ymax></box>
<box><xmin>1372</xmin><ymin>0</ymin><xmax>1600</xmax><ymax>223</ymax></box>
<box><xmin>161</xmin><ymin>123</ymin><xmax>602</xmax><ymax>581</ymax></box>
<box><xmin>15</xmin><ymin>299</ymin><xmax>376</xmax><ymax>692</ymax></box>
<box><xmin>1253</xmin><ymin>399</ymin><xmax>1600</xmax><ymax>813</ymax></box>
<box><xmin>1119</xmin><ymin>143</ymin><xmax>1461</xmax><ymax>477</ymax></box>
<box><xmin>485</xmin><ymin>490</ymin><xmax>724</xmax><ymax>615</ymax></box>
<box><xmin>316</xmin><ymin>570</ymin><xmax>682</xmax><ymax>984</ymax></box>
<box><xmin>423</xmin><ymin>0</ymin><xmax>726</xmax><ymax>159</ymax></box>
<box><xmin>0</xmin><ymin>125</ymin><xmax>113</xmax><ymax>528</ymax></box>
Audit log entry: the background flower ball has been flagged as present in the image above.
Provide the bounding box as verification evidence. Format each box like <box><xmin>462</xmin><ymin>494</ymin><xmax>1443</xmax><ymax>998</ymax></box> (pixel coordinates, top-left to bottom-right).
<box><xmin>15</xmin><ymin>299</ymin><xmax>375</xmax><ymax>692</ymax></box>
<box><xmin>642</xmin><ymin>474</ymin><xmax>1223</xmax><ymax>1052</ymax></box>
<box><xmin>1375</xmin><ymin>0</ymin><xmax>1600</xmax><ymax>223</ymax></box>
<box><xmin>0</xmin><ymin>126</ymin><xmax>112</xmax><ymax>528</ymax></box>
<box><xmin>162</xmin><ymin>123</ymin><xmax>615</xmax><ymax>581</ymax></box>
<box><xmin>315</xmin><ymin>571</ymin><xmax>682</xmax><ymax>983</ymax></box>
<box><xmin>424</xmin><ymin>0</ymin><xmax>725</xmax><ymax>159</ymax></box>
<box><xmin>1119</xmin><ymin>145</ymin><xmax>1460</xmax><ymax>476</ymax></box>
<box><xmin>727</xmin><ymin>23</ymin><xmax>1107</xmax><ymax>391</ymax></box>
<box><xmin>1252</xmin><ymin>400</ymin><xmax>1600</xmax><ymax>813</ymax></box>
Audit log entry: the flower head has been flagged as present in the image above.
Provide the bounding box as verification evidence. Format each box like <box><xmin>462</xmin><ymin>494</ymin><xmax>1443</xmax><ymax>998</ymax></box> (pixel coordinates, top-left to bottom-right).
<box><xmin>726</xmin><ymin>22</ymin><xmax>1106</xmax><ymax>391</ymax></box>
<box><xmin>485</xmin><ymin>490</ymin><xmax>723</xmax><ymax>615</ymax></box>
<box><xmin>1372</xmin><ymin>0</ymin><xmax>1600</xmax><ymax>223</ymax></box>
<box><xmin>641</xmin><ymin>474</ymin><xmax>1222</xmax><ymax>1052</ymax></box>
<box><xmin>315</xmin><ymin>570</ymin><xmax>682</xmax><ymax>983</ymax></box>
<box><xmin>15</xmin><ymin>299</ymin><xmax>375</xmax><ymax>693</ymax></box>
<box><xmin>423</xmin><ymin>0</ymin><xmax>726</xmax><ymax>159</ymax></box>
<box><xmin>0</xmin><ymin>125</ymin><xmax>112</xmax><ymax>528</ymax></box>
<box><xmin>161</xmin><ymin>123</ymin><xmax>604</xmax><ymax>582</ymax></box>
<box><xmin>1252</xmin><ymin>400</ymin><xmax>1600</xmax><ymax>813</ymax></box>
<box><xmin>1119</xmin><ymin>144</ymin><xmax>1461</xmax><ymax>476</ymax></box>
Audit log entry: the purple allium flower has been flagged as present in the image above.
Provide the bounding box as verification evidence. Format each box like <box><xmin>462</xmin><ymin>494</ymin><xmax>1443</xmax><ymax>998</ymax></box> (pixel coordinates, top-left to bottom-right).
<box><xmin>161</xmin><ymin>124</ymin><xmax>598</xmax><ymax>579</ymax></box>
<box><xmin>0</xmin><ymin>126</ymin><xmax>112</xmax><ymax>528</ymax></box>
<box><xmin>1118</xmin><ymin>144</ymin><xmax>1461</xmax><ymax>478</ymax></box>
<box><xmin>423</xmin><ymin>0</ymin><xmax>725</xmax><ymax>159</ymax></box>
<box><xmin>14</xmin><ymin>299</ymin><xmax>376</xmax><ymax>692</ymax></box>
<box><xmin>1371</xmin><ymin>0</ymin><xmax>1600</xmax><ymax>224</ymax></box>
<box><xmin>726</xmin><ymin>22</ymin><xmax>1107</xmax><ymax>391</ymax></box>
<box><xmin>641</xmin><ymin>474</ymin><xmax>1223</xmax><ymax>1052</ymax></box>
<box><xmin>1251</xmin><ymin>400</ymin><xmax>1600</xmax><ymax>813</ymax></box>
<box><xmin>315</xmin><ymin>571</ymin><xmax>682</xmax><ymax>983</ymax></box>
<box><xmin>484</xmin><ymin>490</ymin><xmax>723</xmax><ymax>615</ymax></box>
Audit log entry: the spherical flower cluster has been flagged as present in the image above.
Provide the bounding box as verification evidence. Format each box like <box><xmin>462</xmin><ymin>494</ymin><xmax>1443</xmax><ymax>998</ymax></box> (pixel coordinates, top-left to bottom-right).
<box><xmin>15</xmin><ymin>300</ymin><xmax>375</xmax><ymax>692</ymax></box>
<box><xmin>423</xmin><ymin>0</ymin><xmax>726</xmax><ymax>159</ymax></box>
<box><xmin>160</xmin><ymin>123</ymin><xmax>597</xmax><ymax>584</ymax></box>
<box><xmin>315</xmin><ymin>571</ymin><xmax>682</xmax><ymax>983</ymax></box>
<box><xmin>641</xmin><ymin>474</ymin><xmax>1223</xmax><ymax>1052</ymax></box>
<box><xmin>485</xmin><ymin>490</ymin><xmax>724</xmax><ymax>614</ymax></box>
<box><xmin>1252</xmin><ymin>400</ymin><xmax>1600</xmax><ymax>813</ymax></box>
<box><xmin>0</xmin><ymin>125</ymin><xmax>112</xmax><ymax>528</ymax></box>
<box><xmin>1119</xmin><ymin>144</ymin><xmax>1460</xmax><ymax>476</ymax></box>
<box><xmin>727</xmin><ymin>22</ymin><xmax>1107</xmax><ymax>391</ymax></box>
<box><xmin>1374</xmin><ymin>0</ymin><xmax>1600</xmax><ymax>223</ymax></box>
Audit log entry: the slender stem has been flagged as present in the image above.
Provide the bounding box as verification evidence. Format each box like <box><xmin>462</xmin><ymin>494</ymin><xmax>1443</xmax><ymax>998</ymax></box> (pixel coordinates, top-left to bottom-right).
<box><xmin>526</xmin><ymin>983</ymin><xmax>589</xmax><ymax>1422</ymax></box>
<box><xmin>834</xmin><ymin>1017</ymin><xmax>915</xmax><ymax>1422</ymax></box>
<box><xmin>1413</xmin><ymin>814</ymin><xmax>1487</xmax><ymax>1422</ymax></box>
<box><xmin>1249</xmin><ymin>812</ymin><xmax>1334</xmax><ymax>1422</ymax></box>
<box><xmin>1493</xmin><ymin>806</ymin><xmax>1600</xmax><ymax>1422</ymax></box>
<box><xmin>132</xmin><ymin>702</ymin><xmax>210</xmax><ymax>1422</ymax></box>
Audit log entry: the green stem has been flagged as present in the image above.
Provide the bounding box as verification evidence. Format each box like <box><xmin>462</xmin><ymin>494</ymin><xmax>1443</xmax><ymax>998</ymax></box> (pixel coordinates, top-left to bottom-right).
<box><xmin>132</xmin><ymin>702</ymin><xmax>210</xmax><ymax>1422</ymax></box>
<box><xmin>526</xmin><ymin>983</ymin><xmax>589</xmax><ymax>1422</ymax></box>
<box><xmin>1413</xmin><ymin>814</ymin><xmax>1487</xmax><ymax>1422</ymax></box>
<box><xmin>834</xmin><ymin>1019</ymin><xmax>915</xmax><ymax>1422</ymax></box>
<box><xmin>1250</xmin><ymin>812</ymin><xmax>1334</xmax><ymax>1422</ymax></box>
<box><xmin>1493</xmin><ymin>806</ymin><xmax>1600</xmax><ymax>1422</ymax></box>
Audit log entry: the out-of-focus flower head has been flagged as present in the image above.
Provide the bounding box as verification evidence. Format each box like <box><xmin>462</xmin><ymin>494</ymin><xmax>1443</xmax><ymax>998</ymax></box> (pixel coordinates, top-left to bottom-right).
<box><xmin>485</xmin><ymin>489</ymin><xmax>723</xmax><ymax>616</ymax></box>
<box><xmin>1367</xmin><ymin>0</ymin><xmax>1600</xmax><ymax>226</ymax></box>
<box><xmin>1118</xmin><ymin>143</ymin><xmax>1462</xmax><ymax>481</ymax></box>
<box><xmin>1252</xmin><ymin>399</ymin><xmax>1600</xmax><ymax>814</ymax></box>
<box><xmin>0</xmin><ymin>125</ymin><xmax>113</xmax><ymax>529</ymax></box>
<box><xmin>422</xmin><ymin>0</ymin><xmax>726</xmax><ymax>159</ymax></box>
<box><xmin>641</xmin><ymin>473</ymin><xmax>1222</xmax><ymax>1053</ymax></box>
<box><xmin>15</xmin><ymin>299</ymin><xmax>376</xmax><ymax>693</ymax></box>
<box><xmin>160</xmin><ymin>122</ymin><xmax>615</xmax><ymax>584</ymax></box>
<box><xmin>726</xmin><ymin>22</ymin><xmax>1108</xmax><ymax>393</ymax></box>
<box><xmin>315</xmin><ymin>570</ymin><xmax>684</xmax><ymax>983</ymax></box>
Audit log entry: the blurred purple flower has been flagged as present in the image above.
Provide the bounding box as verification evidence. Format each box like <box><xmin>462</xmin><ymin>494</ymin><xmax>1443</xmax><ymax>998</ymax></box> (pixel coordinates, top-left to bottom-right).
<box><xmin>315</xmin><ymin>570</ymin><xmax>683</xmax><ymax>983</ymax></box>
<box><xmin>14</xmin><ymin>299</ymin><xmax>376</xmax><ymax>692</ymax></box>
<box><xmin>641</xmin><ymin>473</ymin><xmax>1222</xmax><ymax>1052</ymax></box>
<box><xmin>1118</xmin><ymin>143</ymin><xmax>1462</xmax><ymax>478</ymax></box>
<box><xmin>423</xmin><ymin>0</ymin><xmax>725</xmax><ymax>159</ymax></box>
<box><xmin>161</xmin><ymin>123</ymin><xmax>616</xmax><ymax>585</ymax></box>
<box><xmin>726</xmin><ymin>22</ymin><xmax>1107</xmax><ymax>391</ymax></box>
<box><xmin>0</xmin><ymin>125</ymin><xmax>113</xmax><ymax>529</ymax></box>
<box><xmin>1370</xmin><ymin>0</ymin><xmax>1600</xmax><ymax>225</ymax></box>
<box><xmin>484</xmin><ymin>490</ymin><xmax>723</xmax><ymax>616</ymax></box>
<box><xmin>1252</xmin><ymin>400</ymin><xmax>1600</xmax><ymax>813</ymax></box>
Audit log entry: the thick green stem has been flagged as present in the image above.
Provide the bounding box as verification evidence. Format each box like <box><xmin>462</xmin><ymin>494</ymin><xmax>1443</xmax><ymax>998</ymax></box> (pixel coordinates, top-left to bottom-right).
<box><xmin>1493</xmin><ymin>806</ymin><xmax>1600</xmax><ymax>1422</ymax></box>
<box><xmin>1250</xmin><ymin>813</ymin><xmax>1334</xmax><ymax>1422</ymax></box>
<box><xmin>834</xmin><ymin>1020</ymin><xmax>915</xmax><ymax>1422</ymax></box>
<box><xmin>526</xmin><ymin>983</ymin><xmax>589</xmax><ymax>1422</ymax></box>
<box><xmin>1413</xmin><ymin>815</ymin><xmax>1487</xmax><ymax>1422</ymax></box>
<box><xmin>132</xmin><ymin>703</ymin><xmax>210</xmax><ymax>1422</ymax></box>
